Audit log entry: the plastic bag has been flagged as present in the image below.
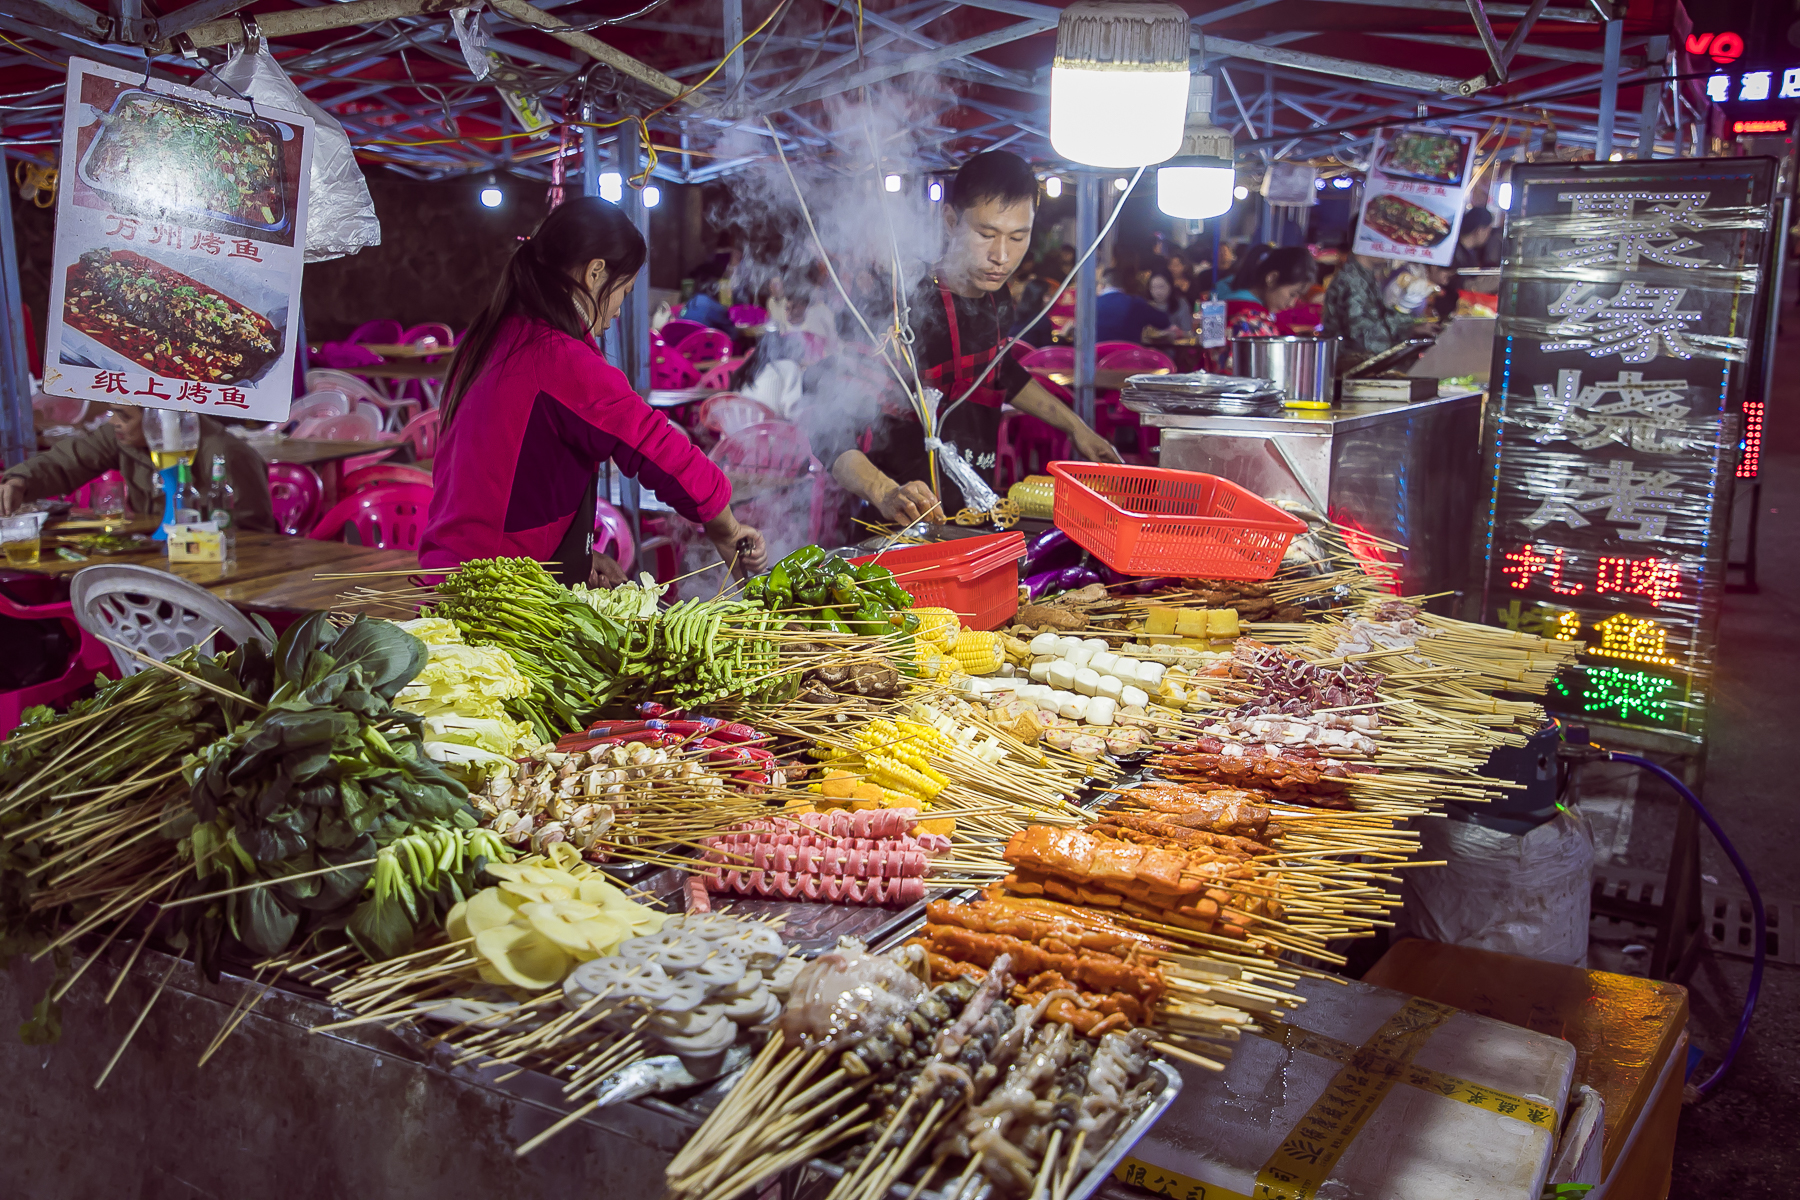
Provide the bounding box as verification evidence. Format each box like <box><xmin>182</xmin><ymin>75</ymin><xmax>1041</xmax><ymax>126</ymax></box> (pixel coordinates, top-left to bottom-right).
<box><xmin>202</xmin><ymin>33</ymin><xmax>380</xmax><ymax>262</ymax></box>
<box><xmin>1395</xmin><ymin>807</ymin><xmax>1595</xmax><ymax>967</ymax></box>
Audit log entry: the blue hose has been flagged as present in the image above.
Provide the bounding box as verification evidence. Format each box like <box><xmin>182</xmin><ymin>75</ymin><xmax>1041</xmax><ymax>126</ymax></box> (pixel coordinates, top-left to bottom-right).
<box><xmin>1608</xmin><ymin>752</ymin><xmax>1764</xmax><ymax>1097</ymax></box>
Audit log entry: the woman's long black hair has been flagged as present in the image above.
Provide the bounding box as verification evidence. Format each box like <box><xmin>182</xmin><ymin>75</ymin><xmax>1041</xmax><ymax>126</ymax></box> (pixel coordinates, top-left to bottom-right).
<box><xmin>442</xmin><ymin>196</ymin><xmax>648</xmax><ymax>425</ymax></box>
<box><xmin>1230</xmin><ymin>244</ymin><xmax>1315</xmax><ymax>297</ymax></box>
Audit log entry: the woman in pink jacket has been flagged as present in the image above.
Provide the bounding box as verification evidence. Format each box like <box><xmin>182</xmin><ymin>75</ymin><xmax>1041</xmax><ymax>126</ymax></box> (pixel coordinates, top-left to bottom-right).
<box><xmin>420</xmin><ymin>196</ymin><xmax>767</xmax><ymax>586</ymax></box>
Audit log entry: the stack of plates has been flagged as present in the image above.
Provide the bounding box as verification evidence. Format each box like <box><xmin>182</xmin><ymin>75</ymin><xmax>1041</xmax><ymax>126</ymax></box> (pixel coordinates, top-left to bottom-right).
<box><xmin>1119</xmin><ymin>371</ymin><xmax>1286</xmax><ymax>415</ymax></box>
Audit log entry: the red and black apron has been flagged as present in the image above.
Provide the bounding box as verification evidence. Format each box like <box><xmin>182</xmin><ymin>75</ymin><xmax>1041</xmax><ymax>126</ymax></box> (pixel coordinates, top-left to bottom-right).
<box><xmin>861</xmin><ymin>278</ymin><xmax>1010</xmax><ymax>514</ymax></box>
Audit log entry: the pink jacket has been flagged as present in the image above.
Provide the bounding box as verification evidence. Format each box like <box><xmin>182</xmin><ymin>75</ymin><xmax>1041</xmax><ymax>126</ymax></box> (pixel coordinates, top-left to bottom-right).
<box><xmin>419</xmin><ymin>318</ymin><xmax>729</xmax><ymax>571</ymax></box>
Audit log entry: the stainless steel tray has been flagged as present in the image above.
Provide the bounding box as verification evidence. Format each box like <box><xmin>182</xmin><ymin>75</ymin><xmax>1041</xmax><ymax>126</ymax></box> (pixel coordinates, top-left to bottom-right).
<box><xmin>787</xmin><ymin>1059</ymin><xmax>1183</xmax><ymax>1200</ymax></box>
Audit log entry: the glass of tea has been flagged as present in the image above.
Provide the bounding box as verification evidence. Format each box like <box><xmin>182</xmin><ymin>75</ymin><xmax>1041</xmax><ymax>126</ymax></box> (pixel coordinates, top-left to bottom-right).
<box><xmin>1</xmin><ymin>514</ymin><xmax>41</xmax><ymax>566</ymax></box>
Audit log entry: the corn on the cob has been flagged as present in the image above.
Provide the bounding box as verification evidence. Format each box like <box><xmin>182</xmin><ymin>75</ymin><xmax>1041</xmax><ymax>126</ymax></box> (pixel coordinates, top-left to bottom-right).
<box><xmin>951</xmin><ymin>629</ymin><xmax>1002</xmax><ymax>675</ymax></box>
<box><xmin>914</xmin><ymin>607</ymin><xmax>961</xmax><ymax>647</ymax></box>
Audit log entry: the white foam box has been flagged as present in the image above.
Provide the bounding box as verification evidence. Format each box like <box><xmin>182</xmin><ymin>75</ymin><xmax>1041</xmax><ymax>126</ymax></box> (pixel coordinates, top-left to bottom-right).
<box><xmin>1115</xmin><ymin>973</ymin><xmax>1577</xmax><ymax>1200</ymax></box>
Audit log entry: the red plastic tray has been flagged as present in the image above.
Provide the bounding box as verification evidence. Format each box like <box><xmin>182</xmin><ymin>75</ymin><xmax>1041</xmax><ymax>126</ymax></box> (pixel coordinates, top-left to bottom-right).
<box><xmin>851</xmin><ymin>531</ymin><xmax>1025</xmax><ymax>631</ymax></box>
<box><xmin>1047</xmin><ymin>462</ymin><xmax>1305</xmax><ymax>580</ymax></box>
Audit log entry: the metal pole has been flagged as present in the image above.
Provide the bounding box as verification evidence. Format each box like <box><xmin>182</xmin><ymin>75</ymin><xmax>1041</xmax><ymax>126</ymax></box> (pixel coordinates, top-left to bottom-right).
<box><xmin>0</xmin><ymin>173</ymin><xmax>33</xmax><ymax>468</ymax></box>
<box><xmin>722</xmin><ymin>0</ymin><xmax>744</xmax><ymax>105</ymax></box>
<box><xmin>1074</xmin><ymin>172</ymin><xmax>1099</xmax><ymax>429</ymax></box>
<box><xmin>615</xmin><ymin>133</ymin><xmax>648</xmax><ymax>552</ymax></box>
<box><xmin>1596</xmin><ymin>18</ymin><xmax>1622</xmax><ymax>161</ymax></box>
<box><xmin>1636</xmin><ymin>35</ymin><xmax>1667</xmax><ymax>159</ymax></box>
<box><xmin>581</xmin><ymin>124</ymin><xmax>613</xmax><ymax>507</ymax></box>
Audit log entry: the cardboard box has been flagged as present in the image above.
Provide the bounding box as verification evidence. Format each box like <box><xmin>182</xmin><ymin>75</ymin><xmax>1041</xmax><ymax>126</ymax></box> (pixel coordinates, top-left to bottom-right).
<box><xmin>1115</xmin><ymin>973</ymin><xmax>1577</xmax><ymax>1200</ymax></box>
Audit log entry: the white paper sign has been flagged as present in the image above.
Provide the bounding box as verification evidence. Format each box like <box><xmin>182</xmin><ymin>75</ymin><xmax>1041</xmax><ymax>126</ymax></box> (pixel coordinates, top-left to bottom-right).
<box><xmin>1351</xmin><ymin>126</ymin><xmax>1477</xmax><ymax>268</ymax></box>
<box><xmin>42</xmin><ymin>58</ymin><xmax>313</xmax><ymax>422</ymax></box>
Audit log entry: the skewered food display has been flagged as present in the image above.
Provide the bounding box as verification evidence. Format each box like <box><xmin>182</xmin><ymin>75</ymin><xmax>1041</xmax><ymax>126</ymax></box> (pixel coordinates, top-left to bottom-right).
<box><xmin>1</xmin><ymin>524</ymin><xmax>1587</xmax><ymax>1195</ymax></box>
<box><xmin>63</xmin><ymin>249</ymin><xmax>280</xmax><ymax>381</ymax></box>
<box><xmin>695</xmin><ymin>809</ymin><xmax>947</xmax><ymax>905</ymax></box>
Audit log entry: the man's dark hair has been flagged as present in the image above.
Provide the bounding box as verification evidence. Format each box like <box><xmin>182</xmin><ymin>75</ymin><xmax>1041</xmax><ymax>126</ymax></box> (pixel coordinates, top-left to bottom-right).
<box><xmin>1462</xmin><ymin>206</ymin><xmax>1495</xmax><ymax>233</ymax></box>
<box><xmin>948</xmin><ymin>150</ymin><xmax>1038</xmax><ymax>213</ymax></box>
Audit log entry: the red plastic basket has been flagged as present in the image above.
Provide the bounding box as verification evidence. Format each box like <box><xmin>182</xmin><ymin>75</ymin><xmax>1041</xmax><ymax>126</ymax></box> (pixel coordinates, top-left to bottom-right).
<box><xmin>851</xmin><ymin>531</ymin><xmax>1025</xmax><ymax>631</ymax></box>
<box><xmin>1047</xmin><ymin>461</ymin><xmax>1306</xmax><ymax>580</ymax></box>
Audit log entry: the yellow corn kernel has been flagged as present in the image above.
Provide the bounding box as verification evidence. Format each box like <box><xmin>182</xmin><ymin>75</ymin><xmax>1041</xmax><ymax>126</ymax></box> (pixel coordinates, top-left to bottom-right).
<box><xmin>952</xmin><ymin>630</ymin><xmax>1002</xmax><ymax>675</ymax></box>
<box><xmin>914</xmin><ymin>607</ymin><xmax>961</xmax><ymax>647</ymax></box>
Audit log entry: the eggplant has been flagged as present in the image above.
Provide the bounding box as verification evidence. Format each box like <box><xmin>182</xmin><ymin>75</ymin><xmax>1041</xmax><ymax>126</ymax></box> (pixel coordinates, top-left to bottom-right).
<box><xmin>1021</xmin><ymin>528</ymin><xmax>1081</xmax><ymax>575</ymax></box>
<box><xmin>1055</xmin><ymin>567</ymin><xmax>1102</xmax><ymax>591</ymax></box>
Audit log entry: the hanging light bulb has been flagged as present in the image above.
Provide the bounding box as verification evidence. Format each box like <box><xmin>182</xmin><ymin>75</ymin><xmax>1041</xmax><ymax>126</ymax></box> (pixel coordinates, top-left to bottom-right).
<box><xmin>929</xmin><ymin>180</ymin><xmax>944</xmax><ymax>202</ymax></box>
<box><xmin>884</xmin><ymin>174</ymin><xmax>902</xmax><ymax>192</ymax></box>
<box><xmin>643</xmin><ymin>185</ymin><xmax>661</xmax><ymax>208</ymax></box>
<box><xmin>479</xmin><ymin>173</ymin><xmax>503</xmax><ymax>208</ymax></box>
<box><xmin>1051</xmin><ymin>1</ymin><xmax>1190</xmax><ymax>167</ymax></box>
<box><xmin>1044</xmin><ymin>175</ymin><xmax>1064</xmax><ymax>199</ymax></box>
<box><xmin>599</xmin><ymin>172</ymin><xmax>624</xmax><ymax>203</ymax></box>
<box><xmin>1156</xmin><ymin>73</ymin><xmax>1235</xmax><ymax>219</ymax></box>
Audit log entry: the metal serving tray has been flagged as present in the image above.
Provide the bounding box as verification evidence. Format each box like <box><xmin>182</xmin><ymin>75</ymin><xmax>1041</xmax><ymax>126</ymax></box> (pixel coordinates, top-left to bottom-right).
<box><xmin>78</xmin><ymin>88</ymin><xmax>291</xmax><ymax>233</ymax></box>
<box><xmin>785</xmin><ymin>1059</ymin><xmax>1183</xmax><ymax>1200</ymax></box>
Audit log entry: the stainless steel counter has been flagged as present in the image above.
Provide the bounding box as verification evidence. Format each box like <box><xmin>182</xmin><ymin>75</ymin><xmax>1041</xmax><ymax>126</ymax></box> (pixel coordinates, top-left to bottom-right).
<box><xmin>1146</xmin><ymin>390</ymin><xmax>1485</xmax><ymax>603</ymax></box>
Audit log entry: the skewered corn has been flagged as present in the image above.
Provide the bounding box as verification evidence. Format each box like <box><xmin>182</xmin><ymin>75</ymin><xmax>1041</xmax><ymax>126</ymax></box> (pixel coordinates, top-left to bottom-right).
<box><xmin>914</xmin><ymin>607</ymin><xmax>961</xmax><ymax>647</ymax></box>
<box><xmin>951</xmin><ymin>629</ymin><xmax>1003</xmax><ymax>674</ymax></box>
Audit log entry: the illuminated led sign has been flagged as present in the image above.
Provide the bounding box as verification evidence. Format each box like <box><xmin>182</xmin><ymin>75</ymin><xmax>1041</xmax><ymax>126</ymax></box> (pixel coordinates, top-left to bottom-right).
<box><xmin>1734</xmin><ymin>119</ymin><xmax>1790</xmax><ymax>134</ymax></box>
<box><xmin>1477</xmin><ymin>159</ymin><xmax>1776</xmax><ymax>738</ymax></box>
<box><xmin>1707</xmin><ymin>67</ymin><xmax>1800</xmax><ymax>103</ymax></box>
<box><xmin>1687</xmin><ymin>32</ymin><xmax>1744</xmax><ymax>64</ymax></box>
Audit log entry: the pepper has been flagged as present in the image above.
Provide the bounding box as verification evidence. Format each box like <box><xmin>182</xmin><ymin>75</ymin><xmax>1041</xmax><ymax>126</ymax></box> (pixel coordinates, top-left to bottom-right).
<box><xmin>849</xmin><ymin>561</ymin><xmax>889</xmax><ymax>584</ymax></box>
<box><xmin>850</xmin><ymin>604</ymin><xmax>888</xmax><ymax>637</ymax></box>
<box><xmin>877</xmin><ymin>579</ymin><xmax>913</xmax><ymax>610</ymax></box>
<box><xmin>797</xmin><ymin>580</ymin><xmax>831</xmax><ymax>607</ymax></box>
<box><xmin>776</xmin><ymin>545</ymin><xmax>827</xmax><ymax>573</ymax></box>
<box><xmin>743</xmin><ymin>575</ymin><xmax>768</xmax><ymax>602</ymax></box>
<box><xmin>767</xmin><ymin>564</ymin><xmax>793</xmax><ymax>609</ymax></box>
<box><xmin>818</xmin><ymin>606</ymin><xmax>851</xmax><ymax>635</ymax></box>
<box><xmin>830</xmin><ymin>573</ymin><xmax>862</xmax><ymax>607</ymax></box>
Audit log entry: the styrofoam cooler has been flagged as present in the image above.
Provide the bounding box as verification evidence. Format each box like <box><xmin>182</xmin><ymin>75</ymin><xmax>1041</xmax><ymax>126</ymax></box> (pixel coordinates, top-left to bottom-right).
<box><xmin>1115</xmin><ymin>973</ymin><xmax>1578</xmax><ymax>1200</ymax></box>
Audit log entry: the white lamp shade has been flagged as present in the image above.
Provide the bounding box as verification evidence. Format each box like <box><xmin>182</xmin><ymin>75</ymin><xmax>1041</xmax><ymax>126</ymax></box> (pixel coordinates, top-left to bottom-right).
<box><xmin>1051</xmin><ymin>65</ymin><xmax>1189</xmax><ymax>167</ymax></box>
<box><xmin>1156</xmin><ymin>163</ymin><xmax>1235</xmax><ymax>218</ymax></box>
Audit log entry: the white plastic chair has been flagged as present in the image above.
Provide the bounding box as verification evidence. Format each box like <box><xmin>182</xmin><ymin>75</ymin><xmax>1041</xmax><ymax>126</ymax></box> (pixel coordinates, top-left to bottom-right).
<box><xmin>69</xmin><ymin>564</ymin><xmax>271</xmax><ymax>675</ymax></box>
<box><xmin>289</xmin><ymin>390</ymin><xmax>351</xmax><ymax>425</ymax></box>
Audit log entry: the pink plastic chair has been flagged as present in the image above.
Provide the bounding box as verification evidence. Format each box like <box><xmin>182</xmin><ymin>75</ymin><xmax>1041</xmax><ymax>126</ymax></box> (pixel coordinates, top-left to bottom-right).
<box><xmin>1095</xmin><ymin>340</ymin><xmax>1142</xmax><ymax>359</ymax></box>
<box><xmin>0</xmin><ymin>583</ymin><xmax>117</xmax><ymax>737</ymax></box>
<box><xmin>728</xmin><ymin>305</ymin><xmax>769</xmax><ymax>326</ymax></box>
<box><xmin>397</xmin><ymin>408</ymin><xmax>441</xmax><ymax>461</ymax></box>
<box><xmin>710</xmin><ymin>421</ymin><xmax>827</xmax><ymax>547</ymax></box>
<box><xmin>698</xmin><ymin>393</ymin><xmax>779</xmax><ymax>439</ymax></box>
<box><xmin>267</xmin><ymin>463</ymin><xmax>324</xmax><ymax>536</ymax></box>
<box><xmin>1020</xmin><ymin>345</ymin><xmax>1075</xmax><ymax>374</ymax></box>
<box><xmin>1098</xmin><ymin>345</ymin><xmax>1176</xmax><ymax>374</ymax></box>
<box><xmin>661</xmin><ymin>318</ymin><xmax>709</xmax><ymax>345</ymax></box>
<box><xmin>308</xmin><ymin>483</ymin><xmax>433</xmax><ymax>551</ymax></box>
<box><xmin>348</xmin><ymin>320</ymin><xmax>404</xmax><ymax>345</ymax></box>
<box><xmin>32</xmin><ymin>393</ymin><xmax>88</xmax><ymax>427</ymax></box>
<box><xmin>341</xmin><ymin>464</ymin><xmax>432</xmax><ymax>493</ymax></box>
<box><xmin>651</xmin><ymin>336</ymin><xmax>702</xmax><ymax>390</ymax></box>
<box><xmin>593</xmin><ymin>499</ymin><xmax>635</xmax><ymax>572</ymax></box>
<box><xmin>400</xmin><ymin>322</ymin><xmax>455</xmax><ymax>352</ymax></box>
<box><xmin>676</xmin><ymin>328</ymin><xmax>734</xmax><ymax>365</ymax></box>
<box><xmin>293</xmin><ymin>410</ymin><xmax>383</xmax><ymax>442</ymax></box>
<box><xmin>310</xmin><ymin>341</ymin><xmax>384</xmax><ymax>372</ymax></box>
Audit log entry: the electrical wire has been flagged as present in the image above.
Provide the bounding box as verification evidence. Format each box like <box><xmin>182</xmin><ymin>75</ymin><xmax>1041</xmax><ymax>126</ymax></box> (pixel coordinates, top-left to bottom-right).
<box><xmin>1608</xmin><ymin>752</ymin><xmax>1763</xmax><ymax>1098</ymax></box>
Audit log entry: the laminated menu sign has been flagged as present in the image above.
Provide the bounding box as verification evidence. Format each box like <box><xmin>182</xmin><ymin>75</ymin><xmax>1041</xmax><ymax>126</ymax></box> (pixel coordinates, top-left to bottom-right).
<box><xmin>1351</xmin><ymin>126</ymin><xmax>1476</xmax><ymax>267</ymax></box>
<box><xmin>42</xmin><ymin>57</ymin><xmax>313</xmax><ymax>423</ymax></box>
<box><xmin>1471</xmin><ymin>159</ymin><xmax>1776</xmax><ymax>740</ymax></box>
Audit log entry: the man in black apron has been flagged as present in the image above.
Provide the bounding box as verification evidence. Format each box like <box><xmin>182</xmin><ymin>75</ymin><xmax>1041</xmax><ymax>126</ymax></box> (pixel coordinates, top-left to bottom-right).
<box><xmin>829</xmin><ymin>151</ymin><xmax>1120</xmax><ymax>524</ymax></box>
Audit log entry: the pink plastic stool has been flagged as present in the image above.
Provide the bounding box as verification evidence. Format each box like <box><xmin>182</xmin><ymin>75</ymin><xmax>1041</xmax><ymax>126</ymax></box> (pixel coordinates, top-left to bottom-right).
<box><xmin>308</xmin><ymin>483</ymin><xmax>433</xmax><ymax>551</ymax></box>
<box><xmin>594</xmin><ymin>499</ymin><xmax>635</xmax><ymax>573</ymax></box>
<box><xmin>267</xmin><ymin>463</ymin><xmax>324</xmax><ymax>536</ymax></box>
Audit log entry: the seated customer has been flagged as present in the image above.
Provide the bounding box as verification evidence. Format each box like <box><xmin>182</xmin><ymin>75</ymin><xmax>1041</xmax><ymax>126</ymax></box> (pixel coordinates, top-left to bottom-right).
<box><xmin>1095</xmin><ymin>269</ymin><xmax>1174</xmax><ymax>344</ymax></box>
<box><xmin>0</xmin><ymin>405</ymin><xmax>274</xmax><ymax>531</ymax></box>
<box><xmin>1217</xmin><ymin>244</ymin><xmax>1315</xmax><ymax>339</ymax></box>
<box><xmin>681</xmin><ymin>264</ymin><xmax>736</xmax><ymax>335</ymax></box>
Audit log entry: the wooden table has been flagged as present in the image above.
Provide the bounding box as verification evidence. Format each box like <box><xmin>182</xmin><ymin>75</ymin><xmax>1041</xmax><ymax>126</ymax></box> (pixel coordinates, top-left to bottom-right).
<box><xmin>210</xmin><ymin>547</ymin><xmax>422</xmax><ymax>615</ymax></box>
<box><xmin>354</xmin><ymin>343</ymin><xmax>450</xmax><ymax>359</ymax></box>
<box><xmin>348</xmin><ymin>359</ymin><xmax>450</xmax><ymax>381</ymax></box>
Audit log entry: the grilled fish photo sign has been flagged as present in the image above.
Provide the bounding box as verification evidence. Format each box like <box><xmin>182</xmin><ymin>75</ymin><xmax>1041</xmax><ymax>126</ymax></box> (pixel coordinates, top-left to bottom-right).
<box><xmin>42</xmin><ymin>58</ymin><xmax>314</xmax><ymax>422</ymax></box>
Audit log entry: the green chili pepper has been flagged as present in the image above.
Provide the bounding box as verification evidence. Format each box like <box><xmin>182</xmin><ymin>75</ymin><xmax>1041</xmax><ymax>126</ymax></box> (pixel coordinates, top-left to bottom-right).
<box><xmin>878</xmin><ymin>580</ymin><xmax>913</xmax><ymax>610</ymax></box>
<box><xmin>776</xmin><ymin>545</ymin><xmax>827</xmax><ymax>573</ymax></box>
<box><xmin>744</xmin><ymin>575</ymin><xmax>767</xmax><ymax>602</ymax></box>
<box><xmin>818</xmin><ymin>606</ymin><xmax>851</xmax><ymax>635</ymax></box>
<box><xmin>797</xmin><ymin>581</ymin><xmax>831</xmax><ymax>607</ymax></box>
<box><xmin>767</xmin><ymin>565</ymin><xmax>793</xmax><ymax>609</ymax></box>
<box><xmin>830</xmin><ymin>573</ymin><xmax>861</xmax><ymax>606</ymax></box>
